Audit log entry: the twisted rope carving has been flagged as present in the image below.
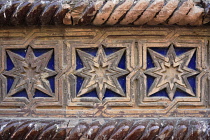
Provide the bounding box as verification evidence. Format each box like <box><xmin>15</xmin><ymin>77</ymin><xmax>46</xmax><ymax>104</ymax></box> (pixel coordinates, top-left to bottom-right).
<box><xmin>0</xmin><ymin>0</ymin><xmax>209</xmax><ymax>26</ymax></box>
<box><xmin>64</xmin><ymin>0</ymin><xmax>208</xmax><ymax>26</ymax></box>
<box><xmin>0</xmin><ymin>119</ymin><xmax>210</xmax><ymax>140</ymax></box>
<box><xmin>0</xmin><ymin>1</ymin><xmax>69</xmax><ymax>26</ymax></box>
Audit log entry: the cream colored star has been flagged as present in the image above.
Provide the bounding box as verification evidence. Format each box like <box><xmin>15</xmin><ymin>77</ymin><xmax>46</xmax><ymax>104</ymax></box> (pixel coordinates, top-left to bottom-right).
<box><xmin>3</xmin><ymin>46</ymin><xmax>57</xmax><ymax>100</ymax></box>
<box><xmin>145</xmin><ymin>45</ymin><xmax>199</xmax><ymax>100</ymax></box>
<box><xmin>75</xmin><ymin>46</ymin><xmax>129</xmax><ymax>100</ymax></box>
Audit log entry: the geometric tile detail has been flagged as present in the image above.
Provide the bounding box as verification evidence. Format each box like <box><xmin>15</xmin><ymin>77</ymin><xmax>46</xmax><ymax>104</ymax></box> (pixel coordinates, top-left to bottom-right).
<box><xmin>75</xmin><ymin>45</ymin><xmax>129</xmax><ymax>100</ymax></box>
<box><xmin>3</xmin><ymin>46</ymin><xmax>57</xmax><ymax>100</ymax></box>
<box><xmin>0</xmin><ymin>39</ymin><xmax>62</xmax><ymax>117</ymax></box>
<box><xmin>136</xmin><ymin>40</ymin><xmax>206</xmax><ymax>112</ymax></box>
<box><xmin>145</xmin><ymin>44</ymin><xmax>199</xmax><ymax>100</ymax></box>
<box><xmin>67</xmin><ymin>42</ymin><xmax>133</xmax><ymax>106</ymax></box>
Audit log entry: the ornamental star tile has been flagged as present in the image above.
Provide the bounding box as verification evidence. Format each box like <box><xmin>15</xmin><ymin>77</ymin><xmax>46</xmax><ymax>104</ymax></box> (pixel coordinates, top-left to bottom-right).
<box><xmin>145</xmin><ymin>45</ymin><xmax>199</xmax><ymax>100</ymax></box>
<box><xmin>75</xmin><ymin>45</ymin><xmax>129</xmax><ymax>100</ymax></box>
<box><xmin>3</xmin><ymin>46</ymin><xmax>57</xmax><ymax>100</ymax></box>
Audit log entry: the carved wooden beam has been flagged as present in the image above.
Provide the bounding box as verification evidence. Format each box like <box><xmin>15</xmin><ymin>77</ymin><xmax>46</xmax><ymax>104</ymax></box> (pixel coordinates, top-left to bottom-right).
<box><xmin>0</xmin><ymin>0</ymin><xmax>210</xmax><ymax>26</ymax></box>
<box><xmin>0</xmin><ymin>119</ymin><xmax>209</xmax><ymax>140</ymax></box>
<box><xmin>0</xmin><ymin>1</ymin><xmax>210</xmax><ymax>139</ymax></box>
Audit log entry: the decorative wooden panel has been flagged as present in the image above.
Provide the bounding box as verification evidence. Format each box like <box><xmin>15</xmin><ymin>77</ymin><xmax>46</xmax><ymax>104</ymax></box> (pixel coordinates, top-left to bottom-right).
<box><xmin>0</xmin><ymin>0</ymin><xmax>210</xmax><ymax>139</ymax></box>
<box><xmin>0</xmin><ymin>27</ymin><xmax>209</xmax><ymax>119</ymax></box>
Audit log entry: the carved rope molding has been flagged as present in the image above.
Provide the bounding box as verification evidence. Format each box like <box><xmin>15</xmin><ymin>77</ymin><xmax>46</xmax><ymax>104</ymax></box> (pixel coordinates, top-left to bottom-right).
<box><xmin>0</xmin><ymin>119</ymin><xmax>210</xmax><ymax>140</ymax></box>
<box><xmin>0</xmin><ymin>0</ymin><xmax>210</xmax><ymax>26</ymax></box>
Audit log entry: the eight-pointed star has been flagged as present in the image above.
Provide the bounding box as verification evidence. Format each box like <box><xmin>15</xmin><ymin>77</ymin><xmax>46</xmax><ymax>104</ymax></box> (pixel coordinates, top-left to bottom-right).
<box><xmin>145</xmin><ymin>45</ymin><xmax>199</xmax><ymax>100</ymax></box>
<box><xmin>75</xmin><ymin>46</ymin><xmax>129</xmax><ymax>100</ymax></box>
<box><xmin>3</xmin><ymin>46</ymin><xmax>57</xmax><ymax>100</ymax></box>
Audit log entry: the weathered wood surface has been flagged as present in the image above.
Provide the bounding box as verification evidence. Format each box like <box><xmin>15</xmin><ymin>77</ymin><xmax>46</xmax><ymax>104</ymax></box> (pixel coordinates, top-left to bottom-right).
<box><xmin>0</xmin><ymin>119</ymin><xmax>209</xmax><ymax>140</ymax></box>
<box><xmin>0</xmin><ymin>0</ymin><xmax>209</xmax><ymax>26</ymax></box>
